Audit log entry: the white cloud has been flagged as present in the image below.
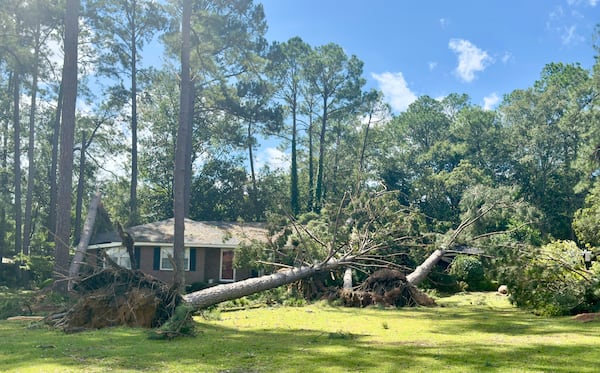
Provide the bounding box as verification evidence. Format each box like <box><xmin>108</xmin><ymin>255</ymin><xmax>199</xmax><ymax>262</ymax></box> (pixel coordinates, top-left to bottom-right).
<box><xmin>560</xmin><ymin>24</ymin><xmax>585</xmax><ymax>45</ymax></box>
<box><xmin>439</xmin><ymin>18</ymin><xmax>448</xmax><ymax>28</ymax></box>
<box><xmin>448</xmin><ymin>38</ymin><xmax>494</xmax><ymax>82</ymax></box>
<box><xmin>547</xmin><ymin>4</ymin><xmax>588</xmax><ymax>46</ymax></box>
<box><xmin>371</xmin><ymin>72</ymin><xmax>417</xmax><ymax>112</ymax></box>
<box><xmin>428</xmin><ymin>61</ymin><xmax>438</xmax><ymax>70</ymax></box>
<box><xmin>483</xmin><ymin>92</ymin><xmax>500</xmax><ymax>111</ymax></box>
<box><xmin>567</xmin><ymin>0</ymin><xmax>598</xmax><ymax>6</ymax></box>
<box><xmin>501</xmin><ymin>51</ymin><xmax>513</xmax><ymax>64</ymax></box>
<box><xmin>256</xmin><ymin>147</ymin><xmax>290</xmax><ymax>171</ymax></box>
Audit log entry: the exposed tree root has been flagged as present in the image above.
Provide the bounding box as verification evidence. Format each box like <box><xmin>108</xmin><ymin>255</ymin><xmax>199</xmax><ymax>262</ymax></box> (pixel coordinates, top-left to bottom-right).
<box><xmin>45</xmin><ymin>266</ymin><xmax>182</xmax><ymax>332</ymax></box>
<box><xmin>338</xmin><ymin>269</ymin><xmax>436</xmax><ymax>308</ymax></box>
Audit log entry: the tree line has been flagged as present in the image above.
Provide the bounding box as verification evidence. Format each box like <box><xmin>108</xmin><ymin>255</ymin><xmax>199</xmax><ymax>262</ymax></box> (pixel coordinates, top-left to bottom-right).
<box><xmin>0</xmin><ymin>0</ymin><xmax>599</xmax><ymax>304</ymax></box>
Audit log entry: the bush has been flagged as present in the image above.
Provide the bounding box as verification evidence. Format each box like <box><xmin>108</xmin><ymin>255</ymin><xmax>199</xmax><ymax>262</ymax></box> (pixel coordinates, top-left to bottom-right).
<box><xmin>501</xmin><ymin>240</ymin><xmax>600</xmax><ymax>316</ymax></box>
<box><xmin>449</xmin><ymin>255</ymin><xmax>486</xmax><ymax>290</ymax></box>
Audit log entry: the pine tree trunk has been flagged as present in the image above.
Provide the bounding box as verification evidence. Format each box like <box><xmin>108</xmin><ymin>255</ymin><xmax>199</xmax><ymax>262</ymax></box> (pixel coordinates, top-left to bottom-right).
<box><xmin>183</xmin><ymin>258</ymin><xmax>346</xmax><ymax>309</ymax></box>
<box><xmin>54</xmin><ymin>0</ymin><xmax>79</xmax><ymax>293</ymax></box>
<box><xmin>24</xmin><ymin>21</ymin><xmax>40</xmax><ymax>255</ymax></box>
<box><xmin>173</xmin><ymin>0</ymin><xmax>193</xmax><ymax>290</ymax></box>
<box><xmin>12</xmin><ymin>72</ymin><xmax>22</xmax><ymax>256</ymax></box>
<box><xmin>405</xmin><ymin>249</ymin><xmax>446</xmax><ymax>286</ymax></box>
<box><xmin>68</xmin><ymin>190</ymin><xmax>101</xmax><ymax>291</ymax></box>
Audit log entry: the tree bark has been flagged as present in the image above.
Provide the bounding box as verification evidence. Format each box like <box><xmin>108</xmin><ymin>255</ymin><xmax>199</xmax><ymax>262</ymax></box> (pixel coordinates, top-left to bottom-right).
<box><xmin>405</xmin><ymin>249</ymin><xmax>446</xmax><ymax>286</ymax></box>
<box><xmin>12</xmin><ymin>71</ymin><xmax>22</xmax><ymax>256</ymax></box>
<box><xmin>129</xmin><ymin>0</ymin><xmax>138</xmax><ymax>226</ymax></box>
<box><xmin>343</xmin><ymin>267</ymin><xmax>353</xmax><ymax>289</ymax></box>
<box><xmin>54</xmin><ymin>0</ymin><xmax>79</xmax><ymax>293</ymax></box>
<box><xmin>172</xmin><ymin>0</ymin><xmax>192</xmax><ymax>289</ymax></box>
<box><xmin>183</xmin><ymin>258</ymin><xmax>347</xmax><ymax>309</ymax></box>
<box><xmin>47</xmin><ymin>85</ymin><xmax>63</xmax><ymax>242</ymax></box>
<box><xmin>74</xmin><ymin>132</ymin><xmax>86</xmax><ymax>244</ymax></box>
<box><xmin>68</xmin><ymin>190</ymin><xmax>101</xmax><ymax>292</ymax></box>
<box><xmin>24</xmin><ymin>20</ymin><xmax>40</xmax><ymax>255</ymax></box>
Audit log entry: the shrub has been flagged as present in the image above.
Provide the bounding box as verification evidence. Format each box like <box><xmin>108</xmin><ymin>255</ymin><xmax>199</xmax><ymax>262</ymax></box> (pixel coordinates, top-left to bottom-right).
<box><xmin>501</xmin><ymin>240</ymin><xmax>600</xmax><ymax>316</ymax></box>
<box><xmin>449</xmin><ymin>255</ymin><xmax>485</xmax><ymax>291</ymax></box>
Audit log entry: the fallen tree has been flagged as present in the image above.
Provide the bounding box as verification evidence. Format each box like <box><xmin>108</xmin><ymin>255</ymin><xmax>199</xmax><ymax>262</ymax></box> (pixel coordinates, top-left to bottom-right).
<box><xmin>51</xmin><ymin>186</ymin><xmax>535</xmax><ymax>332</ymax></box>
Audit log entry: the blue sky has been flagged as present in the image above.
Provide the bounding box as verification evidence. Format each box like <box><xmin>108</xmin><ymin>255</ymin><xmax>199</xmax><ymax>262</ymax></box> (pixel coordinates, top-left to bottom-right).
<box><xmin>260</xmin><ymin>0</ymin><xmax>599</xmax><ymax>112</ymax></box>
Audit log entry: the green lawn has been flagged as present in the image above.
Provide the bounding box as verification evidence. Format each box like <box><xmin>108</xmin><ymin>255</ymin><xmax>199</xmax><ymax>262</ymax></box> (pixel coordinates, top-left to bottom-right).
<box><xmin>1</xmin><ymin>292</ymin><xmax>599</xmax><ymax>372</ymax></box>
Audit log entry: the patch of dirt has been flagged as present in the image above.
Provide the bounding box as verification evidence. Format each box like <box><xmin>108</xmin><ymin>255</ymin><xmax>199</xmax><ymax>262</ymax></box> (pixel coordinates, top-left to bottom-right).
<box><xmin>572</xmin><ymin>312</ymin><xmax>600</xmax><ymax>322</ymax></box>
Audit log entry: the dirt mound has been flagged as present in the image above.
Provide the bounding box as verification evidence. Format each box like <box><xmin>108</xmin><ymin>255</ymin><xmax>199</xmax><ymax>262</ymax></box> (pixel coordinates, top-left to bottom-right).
<box><xmin>46</xmin><ymin>267</ymin><xmax>181</xmax><ymax>331</ymax></box>
<box><xmin>339</xmin><ymin>269</ymin><xmax>435</xmax><ymax>308</ymax></box>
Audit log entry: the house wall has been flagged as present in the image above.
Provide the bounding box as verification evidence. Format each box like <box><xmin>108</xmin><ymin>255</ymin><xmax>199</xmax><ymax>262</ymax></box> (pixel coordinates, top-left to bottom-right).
<box><xmin>204</xmin><ymin>248</ymin><xmax>220</xmax><ymax>282</ymax></box>
<box><xmin>138</xmin><ymin>246</ymin><xmax>206</xmax><ymax>284</ymax></box>
<box><xmin>87</xmin><ymin>245</ymin><xmax>254</xmax><ymax>285</ymax></box>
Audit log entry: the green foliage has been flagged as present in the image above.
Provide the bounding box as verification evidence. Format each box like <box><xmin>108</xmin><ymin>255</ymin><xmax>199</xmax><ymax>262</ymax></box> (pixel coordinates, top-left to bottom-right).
<box><xmin>501</xmin><ymin>240</ymin><xmax>600</xmax><ymax>316</ymax></box>
<box><xmin>149</xmin><ymin>303</ymin><xmax>196</xmax><ymax>340</ymax></box>
<box><xmin>573</xmin><ymin>182</ymin><xmax>600</xmax><ymax>247</ymax></box>
<box><xmin>0</xmin><ymin>289</ymin><xmax>32</xmax><ymax>319</ymax></box>
<box><xmin>449</xmin><ymin>255</ymin><xmax>485</xmax><ymax>291</ymax></box>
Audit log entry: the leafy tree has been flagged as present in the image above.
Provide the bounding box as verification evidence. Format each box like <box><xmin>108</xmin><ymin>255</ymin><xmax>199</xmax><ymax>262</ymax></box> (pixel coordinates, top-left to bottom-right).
<box><xmin>304</xmin><ymin>43</ymin><xmax>365</xmax><ymax>211</ymax></box>
<box><xmin>86</xmin><ymin>0</ymin><xmax>167</xmax><ymax>226</ymax></box>
<box><xmin>573</xmin><ymin>182</ymin><xmax>600</xmax><ymax>248</ymax></box>
<box><xmin>267</xmin><ymin>36</ymin><xmax>312</xmax><ymax>215</ymax></box>
<box><xmin>502</xmin><ymin>240</ymin><xmax>600</xmax><ymax>315</ymax></box>
<box><xmin>499</xmin><ymin>63</ymin><xmax>594</xmax><ymax>240</ymax></box>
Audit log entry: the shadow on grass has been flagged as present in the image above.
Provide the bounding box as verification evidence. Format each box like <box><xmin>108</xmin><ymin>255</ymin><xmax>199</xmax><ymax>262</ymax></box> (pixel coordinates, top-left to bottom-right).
<box><xmin>2</xmin><ymin>312</ymin><xmax>600</xmax><ymax>373</ymax></box>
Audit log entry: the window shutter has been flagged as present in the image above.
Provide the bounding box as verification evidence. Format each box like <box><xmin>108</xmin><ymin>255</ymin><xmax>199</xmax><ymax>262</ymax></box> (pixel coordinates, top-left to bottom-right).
<box><xmin>153</xmin><ymin>247</ymin><xmax>160</xmax><ymax>270</ymax></box>
<box><xmin>134</xmin><ymin>247</ymin><xmax>141</xmax><ymax>270</ymax></box>
<box><xmin>190</xmin><ymin>248</ymin><xmax>196</xmax><ymax>271</ymax></box>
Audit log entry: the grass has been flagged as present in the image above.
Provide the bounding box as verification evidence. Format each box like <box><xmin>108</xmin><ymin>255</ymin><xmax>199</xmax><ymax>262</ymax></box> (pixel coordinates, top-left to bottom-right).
<box><xmin>1</xmin><ymin>292</ymin><xmax>600</xmax><ymax>372</ymax></box>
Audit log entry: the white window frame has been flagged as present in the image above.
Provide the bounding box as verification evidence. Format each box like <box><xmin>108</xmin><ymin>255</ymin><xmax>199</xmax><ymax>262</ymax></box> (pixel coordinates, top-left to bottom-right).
<box><xmin>160</xmin><ymin>247</ymin><xmax>190</xmax><ymax>271</ymax></box>
<box><xmin>219</xmin><ymin>248</ymin><xmax>235</xmax><ymax>282</ymax></box>
<box><xmin>105</xmin><ymin>247</ymin><xmax>132</xmax><ymax>269</ymax></box>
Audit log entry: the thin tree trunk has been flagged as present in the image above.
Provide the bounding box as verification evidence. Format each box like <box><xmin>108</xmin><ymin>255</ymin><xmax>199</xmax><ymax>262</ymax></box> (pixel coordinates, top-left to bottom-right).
<box><xmin>290</xmin><ymin>99</ymin><xmax>299</xmax><ymax>215</ymax></box>
<box><xmin>74</xmin><ymin>132</ymin><xmax>86</xmax><ymax>244</ymax></box>
<box><xmin>24</xmin><ymin>21</ymin><xmax>41</xmax><ymax>255</ymax></box>
<box><xmin>129</xmin><ymin>0</ymin><xmax>138</xmax><ymax>226</ymax></box>
<box><xmin>183</xmin><ymin>82</ymin><xmax>194</xmax><ymax>217</ymax></box>
<box><xmin>315</xmin><ymin>97</ymin><xmax>328</xmax><ymax>212</ymax></box>
<box><xmin>68</xmin><ymin>190</ymin><xmax>101</xmax><ymax>292</ymax></box>
<box><xmin>47</xmin><ymin>85</ymin><xmax>63</xmax><ymax>242</ymax></box>
<box><xmin>247</xmin><ymin>121</ymin><xmax>259</xmax><ymax>220</ymax></box>
<box><xmin>54</xmin><ymin>0</ymin><xmax>80</xmax><ymax>293</ymax></box>
<box><xmin>0</xmin><ymin>79</ymin><xmax>10</xmax><ymax>259</ymax></box>
<box><xmin>307</xmin><ymin>107</ymin><xmax>314</xmax><ymax>212</ymax></box>
<box><xmin>13</xmin><ymin>71</ymin><xmax>22</xmax><ymax>256</ymax></box>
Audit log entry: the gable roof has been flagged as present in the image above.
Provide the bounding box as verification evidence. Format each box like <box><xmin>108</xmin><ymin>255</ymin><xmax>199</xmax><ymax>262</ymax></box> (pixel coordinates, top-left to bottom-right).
<box><xmin>89</xmin><ymin>218</ymin><xmax>269</xmax><ymax>249</ymax></box>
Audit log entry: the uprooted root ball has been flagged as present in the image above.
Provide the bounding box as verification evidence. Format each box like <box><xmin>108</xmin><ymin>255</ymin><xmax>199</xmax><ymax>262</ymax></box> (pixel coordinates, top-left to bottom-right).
<box><xmin>46</xmin><ymin>267</ymin><xmax>182</xmax><ymax>331</ymax></box>
<box><xmin>339</xmin><ymin>269</ymin><xmax>435</xmax><ymax>308</ymax></box>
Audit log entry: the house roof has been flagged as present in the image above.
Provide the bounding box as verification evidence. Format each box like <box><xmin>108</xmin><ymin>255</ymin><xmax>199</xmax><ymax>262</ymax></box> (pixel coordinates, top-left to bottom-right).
<box><xmin>90</xmin><ymin>218</ymin><xmax>269</xmax><ymax>248</ymax></box>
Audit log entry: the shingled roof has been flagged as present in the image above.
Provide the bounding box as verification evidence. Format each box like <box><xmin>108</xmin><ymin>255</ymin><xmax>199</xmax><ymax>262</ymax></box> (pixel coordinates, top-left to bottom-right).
<box><xmin>90</xmin><ymin>218</ymin><xmax>269</xmax><ymax>248</ymax></box>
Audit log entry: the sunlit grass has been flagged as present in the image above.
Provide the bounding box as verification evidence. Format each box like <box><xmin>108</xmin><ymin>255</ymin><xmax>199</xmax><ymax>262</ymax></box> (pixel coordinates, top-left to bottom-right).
<box><xmin>1</xmin><ymin>292</ymin><xmax>599</xmax><ymax>372</ymax></box>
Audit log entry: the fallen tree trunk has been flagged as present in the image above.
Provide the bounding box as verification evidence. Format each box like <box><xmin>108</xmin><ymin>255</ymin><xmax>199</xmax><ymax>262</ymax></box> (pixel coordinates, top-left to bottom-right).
<box><xmin>406</xmin><ymin>249</ymin><xmax>446</xmax><ymax>286</ymax></box>
<box><xmin>184</xmin><ymin>258</ymin><xmax>350</xmax><ymax>308</ymax></box>
<box><xmin>68</xmin><ymin>190</ymin><xmax>101</xmax><ymax>292</ymax></box>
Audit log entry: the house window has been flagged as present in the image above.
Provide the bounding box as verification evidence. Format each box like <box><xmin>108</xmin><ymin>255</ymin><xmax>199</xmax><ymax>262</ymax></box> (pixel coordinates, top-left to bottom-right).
<box><xmin>220</xmin><ymin>249</ymin><xmax>235</xmax><ymax>282</ymax></box>
<box><xmin>160</xmin><ymin>248</ymin><xmax>190</xmax><ymax>271</ymax></box>
<box><xmin>105</xmin><ymin>247</ymin><xmax>132</xmax><ymax>269</ymax></box>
